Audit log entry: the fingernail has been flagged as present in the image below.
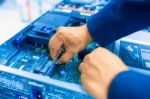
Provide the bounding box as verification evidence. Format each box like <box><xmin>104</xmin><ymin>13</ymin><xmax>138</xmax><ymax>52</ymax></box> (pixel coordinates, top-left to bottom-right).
<box><xmin>59</xmin><ymin>59</ymin><xmax>63</xmax><ymax>64</ymax></box>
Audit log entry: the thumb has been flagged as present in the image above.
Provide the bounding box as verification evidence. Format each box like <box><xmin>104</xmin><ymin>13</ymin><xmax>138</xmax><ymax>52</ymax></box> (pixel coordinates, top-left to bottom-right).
<box><xmin>59</xmin><ymin>49</ymin><xmax>75</xmax><ymax>64</ymax></box>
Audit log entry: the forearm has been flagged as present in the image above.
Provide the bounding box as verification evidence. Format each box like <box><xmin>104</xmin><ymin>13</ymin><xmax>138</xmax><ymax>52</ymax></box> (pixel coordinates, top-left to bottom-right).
<box><xmin>87</xmin><ymin>0</ymin><xmax>150</xmax><ymax>46</ymax></box>
<box><xmin>108</xmin><ymin>70</ymin><xmax>150</xmax><ymax>99</ymax></box>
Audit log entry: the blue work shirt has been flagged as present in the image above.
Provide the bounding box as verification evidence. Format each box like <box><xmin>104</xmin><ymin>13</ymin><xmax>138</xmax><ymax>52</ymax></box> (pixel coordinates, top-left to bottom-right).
<box><xmin>87</xmin><ymin>0</ymin><xmax>150</xmax><ymax>99</ymax></box>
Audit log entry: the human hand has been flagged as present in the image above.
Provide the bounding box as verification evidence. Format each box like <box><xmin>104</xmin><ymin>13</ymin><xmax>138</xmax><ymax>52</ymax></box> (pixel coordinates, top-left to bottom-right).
<box><xmin>49</xmin><ymin>24</ymin><xmax>93</xmax><ymax>64</ymax></box>
<box><xmin>79</xmin><ymin>47</ymin><xmax>128</xmax><ymax>99</ymax></box>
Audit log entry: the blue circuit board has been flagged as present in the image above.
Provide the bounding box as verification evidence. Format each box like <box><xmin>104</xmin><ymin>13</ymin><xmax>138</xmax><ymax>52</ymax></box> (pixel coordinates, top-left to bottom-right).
<box><xmin>0</xmin><ymin>0</ymin><xmax>110</xmax><ymax>98</ymax></box>
<box><xmin>0</xmin><ymin>7</ymin><xmax>99</xmax><ymax>99</ymax></box>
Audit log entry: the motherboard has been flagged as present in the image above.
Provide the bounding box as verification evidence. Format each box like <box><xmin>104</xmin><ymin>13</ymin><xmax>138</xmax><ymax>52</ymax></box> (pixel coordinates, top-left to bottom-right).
<box><xmin>0</xmin><ymin>0</ymin><xmax>105</xmax><ymax>98</ymax></box>
<box><xmin>0</xmin><ymin>11</ymin><xmax>93</xmax><ymax>99</ymax></box>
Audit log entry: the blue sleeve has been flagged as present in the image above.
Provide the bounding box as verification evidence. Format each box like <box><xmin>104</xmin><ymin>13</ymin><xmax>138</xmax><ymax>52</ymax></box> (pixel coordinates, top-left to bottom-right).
<box><xmin>87</xmin><ymin>0</ymin><xmax>150</xmax><ymax>46</ymax></box>
<box><xmin>108</xmin><ymin>70</ymin><xmax>150</xmax><ymax>99</ymax></box>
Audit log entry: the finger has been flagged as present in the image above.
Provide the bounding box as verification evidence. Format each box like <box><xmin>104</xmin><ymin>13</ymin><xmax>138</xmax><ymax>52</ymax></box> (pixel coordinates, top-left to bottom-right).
<box><xmin>49</xmin><ymin>36</ymin><xmax>55</xmax><ymax>60</ymax></box>
<box><xmin>79</xmin><ymin>62</ymin><xmax>94</xmax><ymax>76</ymax></box>
<box><xmin>53</xmin><ymin>40</ymin><xmax>64</xmax><ymax>60</ymax></box>
<box><xmin>79</xmin><ymin>62</ymin><xmax>86</xmax><ymax>74</ymax></box>
<box><xmin>49</xmin><ymin>35</ymin><xmax>63</xmax><ymax>60</ymax></box>
<box><xmin>49</xmin><ymin>36</ymin><xmax>59</xmax><ymax>60</ymax></box>
<box><xmin>57</xmin><ymin>26</ymin><xmax>64</xmax><ymax>31</ymax></box>
<box><xmin>80</xmin><ymin>62</ymin><xmax>98</xmax><ymax>80</ymax></box>
<box><xmin>79</xmin><ymin>56</ymin><xmax>91</xmax><ymax>74</ymax></box>
<box><xmin>59</xmin><ymin>49</ymin><xmax>75</xmax><ymax>64</ymax></box>
<box><xmin>83</xmin><ymin>54</ymin><xmax>91</xmax><ymax>62</ymax></box>
<box><xmin>81</xmin><ymin>74</ymin><xmax>102</xmax><ymax>98</ymax></box>
<box><xmin>81</xmin><ymin>74</ymin><xmax>92</xmax><ymax>92</ymax></box>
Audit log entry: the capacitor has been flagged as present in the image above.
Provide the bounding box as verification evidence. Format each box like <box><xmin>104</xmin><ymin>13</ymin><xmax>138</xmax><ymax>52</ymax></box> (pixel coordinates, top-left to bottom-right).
<box><xmin>59</xmin><ymin>70</ymin><xmax>66</xmax><ymax>77</ymax></box>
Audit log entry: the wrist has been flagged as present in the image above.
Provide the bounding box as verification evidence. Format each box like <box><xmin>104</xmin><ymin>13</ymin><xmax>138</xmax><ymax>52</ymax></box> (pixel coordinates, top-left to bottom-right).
<box><xmin>81</xmin><ymin>24</ymin><xmax>93</xmax><ymax>44</ymax></box>
<box><xmin>106</xmin><ymin>65</ymin><xmax>128</xmax><ymax>98</ymax></box>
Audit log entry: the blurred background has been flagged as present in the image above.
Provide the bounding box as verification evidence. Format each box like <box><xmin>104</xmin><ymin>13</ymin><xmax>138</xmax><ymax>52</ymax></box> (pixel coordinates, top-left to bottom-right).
<box><xmin>0</xmin><ymin>0</ymin><xmax>61</xmax><ymax>44</ymax></box>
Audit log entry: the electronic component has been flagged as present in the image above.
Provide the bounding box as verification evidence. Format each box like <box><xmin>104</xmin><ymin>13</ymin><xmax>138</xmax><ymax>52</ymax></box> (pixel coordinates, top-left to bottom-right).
<box><xmin>54</xmin><ymin>0</ymin><xmax>108</xmax><ymax>17</ymax></box>
<box><xmin>78</xmin><ymin>42</ymin><xmax>98</xmax><ymax>60</ymax></box>
<box><xmin>119</xmin><ymin>41</ymin><xmax>150</xmax><ymax>70</ymax></box>
<box><xmin>113</xmin><ymin>31</ymin><xmax>150</xmax><ymax>70</ymax></box>
<box><xmin>66</xmin><ymin>0</ymin><xmax>94</xmax><ymax>4</ymax></box>
<box><xmin>45</xmin><ymin>47</ymin><xmax>65</xmax><ymax>77</ymax></box>
<box><xmin>24</xmin><ymin>12</ymin><xmax>88</xmax><ymax>45</ymax></box>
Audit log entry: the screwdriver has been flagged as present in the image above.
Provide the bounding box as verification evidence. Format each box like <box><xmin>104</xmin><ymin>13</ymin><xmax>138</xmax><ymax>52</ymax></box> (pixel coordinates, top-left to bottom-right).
<box><xmin>45</xmin><ymin>45</ymin><xmax>66</xmax><ymax>77</ymax></box>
